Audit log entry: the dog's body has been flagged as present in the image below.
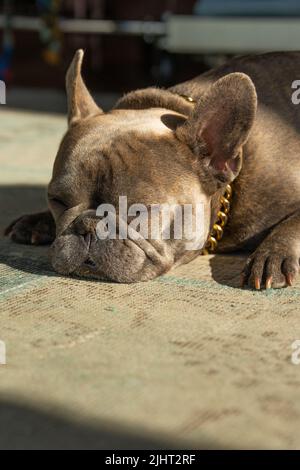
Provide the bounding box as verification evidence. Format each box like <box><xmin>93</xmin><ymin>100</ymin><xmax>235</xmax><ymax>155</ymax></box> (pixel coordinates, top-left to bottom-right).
<box><xmin>6</xmin><ymin>50</ymin><xmax>300</xmax><ymax>288</ymax></box>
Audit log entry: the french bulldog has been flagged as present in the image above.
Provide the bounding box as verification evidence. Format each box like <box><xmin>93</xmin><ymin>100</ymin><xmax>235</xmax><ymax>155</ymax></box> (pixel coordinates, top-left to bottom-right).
<box><xmin>5</xmin><ymin>50</ymin><xmax>300</xmax><ymax>288</ymax></box>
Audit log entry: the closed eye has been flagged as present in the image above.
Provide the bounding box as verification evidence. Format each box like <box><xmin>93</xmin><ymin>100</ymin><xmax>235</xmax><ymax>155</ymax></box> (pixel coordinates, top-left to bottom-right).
<box><xmin>48</xmin><ymin>196</ymin><xmax>68</xmax><ymax>208</ymax></box>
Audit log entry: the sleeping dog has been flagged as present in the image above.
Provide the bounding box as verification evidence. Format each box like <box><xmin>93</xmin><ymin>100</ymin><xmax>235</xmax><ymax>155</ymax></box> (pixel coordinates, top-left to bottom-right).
<box><xmin>5</xmin><ymin>50</ymin><xmax>300</xmax><ymax>288</ymax></box>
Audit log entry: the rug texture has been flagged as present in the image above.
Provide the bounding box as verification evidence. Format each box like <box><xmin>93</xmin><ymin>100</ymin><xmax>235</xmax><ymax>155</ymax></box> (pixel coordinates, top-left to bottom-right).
<box><xmin>0</xmin><ymin>109</ymin><xmax>300</xmax><ymax>449</ymax></box>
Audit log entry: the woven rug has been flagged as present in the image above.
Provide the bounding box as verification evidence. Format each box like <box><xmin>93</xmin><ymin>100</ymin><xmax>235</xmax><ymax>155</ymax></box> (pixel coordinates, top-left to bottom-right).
<box><xmin>0</xmin><ymin>109</ymin><xmax>300</xmax><ymax>449</ymax></box>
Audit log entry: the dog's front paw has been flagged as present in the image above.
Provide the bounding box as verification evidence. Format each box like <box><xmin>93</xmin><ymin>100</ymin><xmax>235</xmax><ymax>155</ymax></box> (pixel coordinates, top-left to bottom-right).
<box><xmin>4</xmin><ymin>211</ymin><xmax>55</xmax><ymax>245</ymax></box>
<box><xmin>242</xmin><ymin>246</ymin><xmax>299</xmax><ymax>290</ymax></box>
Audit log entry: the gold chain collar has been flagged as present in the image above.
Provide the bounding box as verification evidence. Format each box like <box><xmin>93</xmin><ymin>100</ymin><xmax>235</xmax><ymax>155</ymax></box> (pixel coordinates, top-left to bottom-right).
<box><xmin>178</xmin><ymin>93</ymin><xmax>232</xmax><ymax>255</ymax></box>
<box><xmin>178</xmin><ymin>93</ymin><xmax>196</xmax><ymax>104</ymax></box>
<box><xmin>202</xmin><ymin>184</ymin><xmax>232</xmax><ymax>255</ymax></box>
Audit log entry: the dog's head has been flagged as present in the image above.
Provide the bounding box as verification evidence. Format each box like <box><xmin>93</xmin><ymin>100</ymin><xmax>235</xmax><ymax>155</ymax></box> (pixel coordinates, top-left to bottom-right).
<box><xmin>48</xmin><ymin>50</ymin><xmax>257</xmax><ymax>282</ymax></box>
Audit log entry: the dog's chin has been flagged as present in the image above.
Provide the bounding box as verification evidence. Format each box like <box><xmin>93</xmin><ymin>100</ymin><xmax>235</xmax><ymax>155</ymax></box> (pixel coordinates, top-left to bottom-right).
<box><xmin>73</xmin><ymin>264</ymin><xmax>113</xmax><ymax>282</ymax></box>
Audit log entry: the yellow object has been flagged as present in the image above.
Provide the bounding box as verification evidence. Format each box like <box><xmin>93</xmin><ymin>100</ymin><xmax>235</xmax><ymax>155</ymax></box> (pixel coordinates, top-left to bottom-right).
<box><xmin>202</xmin><ymin>184</ymin><xmax>232</xmax><ymax>255</ymax></box>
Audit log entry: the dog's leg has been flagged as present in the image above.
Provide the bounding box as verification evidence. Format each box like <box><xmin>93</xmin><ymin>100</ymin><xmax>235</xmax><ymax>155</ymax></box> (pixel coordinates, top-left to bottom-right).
<box><xmin>4</xmin><ymin>211</ymin><xmax>55</xmax><ymax>245</ymax></box>
<box><xmin>242</xmin><ymin>210</ymin><xmax>300</xmax><ymax>289</ymax></box>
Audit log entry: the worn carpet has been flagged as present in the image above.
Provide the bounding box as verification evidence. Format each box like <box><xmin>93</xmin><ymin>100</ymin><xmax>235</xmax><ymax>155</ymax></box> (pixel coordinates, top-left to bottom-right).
<box><xmin>0</xmin><ymin>109</ymin><xmax>300</xmax><ymax>449</ymax></box>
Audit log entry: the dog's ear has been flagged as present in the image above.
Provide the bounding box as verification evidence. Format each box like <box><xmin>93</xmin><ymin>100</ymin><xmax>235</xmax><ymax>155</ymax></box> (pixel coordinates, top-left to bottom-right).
<box><xmin>176</xmin><ymin>73</ymin><xmax>257</xmax><ymax>185</ymax></box>
<box><xmin>66</xmin><ymin>49</ymin><xmax>102</xmax><ymax>126</ymax></box>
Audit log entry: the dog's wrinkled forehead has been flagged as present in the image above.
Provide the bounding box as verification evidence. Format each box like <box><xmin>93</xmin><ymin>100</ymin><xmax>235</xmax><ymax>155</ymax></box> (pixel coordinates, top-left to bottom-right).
<box><xmin>106</xmin><ymin>108</ymin><xmax>183</xmax><ymax>139</ymax></box>
<box><xmin>52</xmin><ymin>106</ymin><xmax>186</xmax><ymax>183</ymax></box>
<box><xmin>66</xmin><ymin>107</ymin><xmax>185</xmax><ymax>150</ymax></box>
<box><xmin>51</xmin><ymin>106</ymin><xmax>191</xmax><ymax>208</ymax></box>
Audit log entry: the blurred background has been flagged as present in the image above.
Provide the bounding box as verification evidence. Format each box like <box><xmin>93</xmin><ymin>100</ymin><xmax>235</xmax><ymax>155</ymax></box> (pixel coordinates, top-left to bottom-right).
<box><xmin>2</xmin><ymin>0</ymin><xmax>300</xmax><ymax>113</ymax></box>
